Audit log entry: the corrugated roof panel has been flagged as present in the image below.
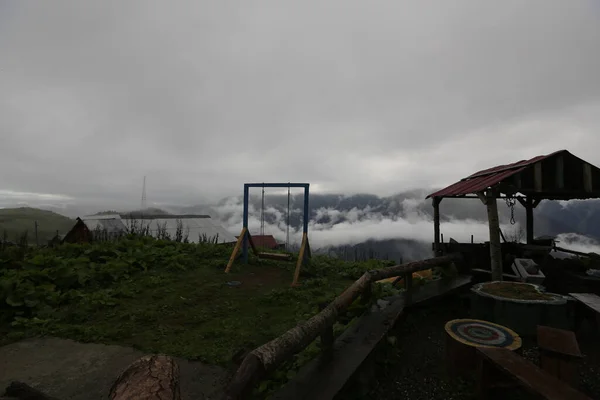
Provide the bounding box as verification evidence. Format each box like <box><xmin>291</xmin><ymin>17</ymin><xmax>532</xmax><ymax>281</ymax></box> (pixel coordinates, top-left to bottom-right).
<box><xmin>80</xmin><ymin>216</ymin><xmax>127</xmax><ymax>233</ymax></box>
<box><xmin>122</xmin><ymin>217</ymin><xmax>237</xmax><ymax>243</ymax></box>
<box><xmin>428</xmin><ymin>167</ymin><xmax>526</xmax><ymax>198</ymax></box>
<box><xmin>426</xmin><ymin>150</ymin><xmax>568</xmax><ymax>198</ymax></box>
<box><xmin>244</xmin><ymin>235</ymin><xmax>279</xmax><ymax>249</ymax></box>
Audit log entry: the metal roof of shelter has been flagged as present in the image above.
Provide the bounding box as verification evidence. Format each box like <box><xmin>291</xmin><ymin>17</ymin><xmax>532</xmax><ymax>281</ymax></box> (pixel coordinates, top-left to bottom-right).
<box><xmin>426</xmin><ymin>150</ymin><xmax>600</xmax><ymax>201</ymax></box>
<box><xmin>80</xmin><ymin>215</ymin><xmax>127</xmax><ymax>233</ymax></box>
<box><xmin>122</xmin><ymin>216</ymin><xmax>237</xmax><ymax>244</ymax></box>
<box><xmin>236</xmin><ymin>234</ymin><xmax>279</xmax><ymax>249</ymax></box>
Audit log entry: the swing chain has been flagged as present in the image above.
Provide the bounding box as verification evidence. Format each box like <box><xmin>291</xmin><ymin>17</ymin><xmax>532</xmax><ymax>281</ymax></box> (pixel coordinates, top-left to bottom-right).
<box><xmin>505</xmin><ymin>197</ymin><xmax>516</xmax><ymax>225</ymax></box>
<box><xmin>286</xmin><ymin>184</ymin><xmax>291</xmax><ymax>250</ymax></box>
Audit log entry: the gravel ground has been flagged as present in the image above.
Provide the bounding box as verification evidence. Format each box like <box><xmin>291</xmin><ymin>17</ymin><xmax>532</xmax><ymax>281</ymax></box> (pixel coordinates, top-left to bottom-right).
<box><xmin>337</xmin><ymin>294</ymin><xmax>600</xmax><ymax>400</ymax></box>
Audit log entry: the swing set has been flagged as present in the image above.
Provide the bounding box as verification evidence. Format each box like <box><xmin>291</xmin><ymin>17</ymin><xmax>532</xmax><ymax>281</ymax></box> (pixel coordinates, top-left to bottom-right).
<box><xmin>225</xmin><ymin>182</ymin><xmax>311</xmax><ymax>286</ymax></box>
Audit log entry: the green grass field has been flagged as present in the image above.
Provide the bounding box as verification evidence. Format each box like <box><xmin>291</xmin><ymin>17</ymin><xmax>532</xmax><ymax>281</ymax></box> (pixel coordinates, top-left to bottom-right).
<box><xmin>0</xmin><ymin>236</ymin><xmax>403</xmax><ymax>396</ymax></box>
<box><xmin>0</xmin><ymin>207</ymin><xmax>74</xmax><ymax>243</ymax></box>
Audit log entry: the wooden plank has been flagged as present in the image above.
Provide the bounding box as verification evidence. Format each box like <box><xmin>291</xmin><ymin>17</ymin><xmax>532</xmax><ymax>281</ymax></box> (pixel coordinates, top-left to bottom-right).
<box><xmin>537</xmin><ymin>326</ymin><xmax>582</xmax><ymax>358</ymax></box>
<box><xmin>556</xmin><ymin>155</ymin><xmax>564</xmax><ymax>190</ymax></box>
<box><xmin>270</xmin><ymin>298</ymin><xmax>406</xmax><ymax>400</ymax></box>
<box><xmin>477</xmin><ymin>348</ymin><xmax>591</xmax><ymax>400</ymax></box>
<box><xmin>569</xmin><ymin>293</ymin><xmax>600</xmax><ymax>314</ymax></box>
<box><xmin>271</xmin><ymin>275</ymin><xmax>472</xmax><ymax>400</ymax></box>
<box><xmin>534</xmin><ymin>162</ymin><xmax>543</xmax><ymax>192</ymax></box>
<box><xmin>410</xmin><ymin>275</ymin><xmax>473</xmax><ymax>305</ymax></box>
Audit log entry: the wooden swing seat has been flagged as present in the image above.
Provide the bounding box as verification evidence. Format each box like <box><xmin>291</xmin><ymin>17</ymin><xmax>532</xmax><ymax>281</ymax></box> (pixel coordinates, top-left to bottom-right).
<box><xmin>258</xmin><ymin>252</ymin><xmax>293</xmax><ymax>261</ymax></box>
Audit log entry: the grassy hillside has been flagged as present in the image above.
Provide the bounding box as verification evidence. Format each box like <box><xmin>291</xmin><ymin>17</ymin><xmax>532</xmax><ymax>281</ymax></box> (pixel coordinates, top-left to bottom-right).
<box><xmin>0</xmin><ymin>207</ymin><xmax>74</xmax><ymax>242</ymax></box>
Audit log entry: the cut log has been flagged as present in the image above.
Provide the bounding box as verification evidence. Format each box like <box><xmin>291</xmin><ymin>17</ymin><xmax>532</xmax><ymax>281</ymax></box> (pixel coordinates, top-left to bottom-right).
<box><xmin>3</xmin><ymin>381</ymin><xmax>60</xmax><ymax>400</ymax></box>
<box><xmin>109</xmin><ymin>355</ymin><xmax>181</xmax><ymax>400</ymax></box>
<box><xmin>370</xmin><ymin>253</ymin><xmax>462</xmax><ymax>282</ymax></box>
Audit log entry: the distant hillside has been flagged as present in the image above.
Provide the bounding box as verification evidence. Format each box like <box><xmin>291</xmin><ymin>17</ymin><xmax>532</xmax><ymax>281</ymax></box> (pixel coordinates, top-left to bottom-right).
<box><xmin>0</xmin><ymin>207</ymin><xmax>74</xmax><ymax>243</ymax></box>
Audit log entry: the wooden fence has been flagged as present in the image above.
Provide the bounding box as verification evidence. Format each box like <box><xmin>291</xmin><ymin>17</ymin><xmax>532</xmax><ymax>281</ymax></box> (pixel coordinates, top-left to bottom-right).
<box><xmin>223</xmin><ymin>252</ymin><xmax>463</xmax><ymax>400</ymax></box>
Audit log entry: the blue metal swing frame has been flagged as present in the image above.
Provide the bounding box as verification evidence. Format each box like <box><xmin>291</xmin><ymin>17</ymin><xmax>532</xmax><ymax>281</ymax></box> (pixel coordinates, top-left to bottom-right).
<box><xmin>241</xmin><ymin>182</ymin><xmax>310</xmax><ymax>263</ymax></box>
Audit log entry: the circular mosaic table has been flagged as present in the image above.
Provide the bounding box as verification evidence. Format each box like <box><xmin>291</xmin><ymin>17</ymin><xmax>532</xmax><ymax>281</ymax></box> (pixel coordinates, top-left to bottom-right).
<box><xmin>444</xmin><ymin>318</ymin><xmax>522</xmax><ymax>377</ymax></box>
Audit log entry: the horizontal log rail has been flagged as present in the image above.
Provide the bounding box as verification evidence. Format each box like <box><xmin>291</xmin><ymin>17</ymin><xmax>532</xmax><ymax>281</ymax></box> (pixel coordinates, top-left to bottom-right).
<box><xmin>223</xmin><ymin>253</ymin><xmax>463</xmax><ymax>400</ymax></box>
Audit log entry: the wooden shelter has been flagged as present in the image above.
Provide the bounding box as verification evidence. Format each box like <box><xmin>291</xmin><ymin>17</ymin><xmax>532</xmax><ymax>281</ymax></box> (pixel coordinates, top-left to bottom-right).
<box><xmin>426</xmin><ymin>150</ymin><xmax>600</xmax><ymax>280</ymax></box>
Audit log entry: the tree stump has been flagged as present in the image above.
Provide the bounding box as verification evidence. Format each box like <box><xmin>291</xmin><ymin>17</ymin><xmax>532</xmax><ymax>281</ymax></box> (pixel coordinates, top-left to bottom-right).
<box><xmin>109</xmin><ymin>355</ymin><xmax>181</xmax><ymax>400</ymax></box>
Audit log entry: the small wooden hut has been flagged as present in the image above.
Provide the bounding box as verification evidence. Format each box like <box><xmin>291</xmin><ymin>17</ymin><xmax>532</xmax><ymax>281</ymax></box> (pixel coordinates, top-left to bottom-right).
<box><xmin>427</xmin><ymin>150</ymin><xmax>600</xmax><ymax>280</ymax></box>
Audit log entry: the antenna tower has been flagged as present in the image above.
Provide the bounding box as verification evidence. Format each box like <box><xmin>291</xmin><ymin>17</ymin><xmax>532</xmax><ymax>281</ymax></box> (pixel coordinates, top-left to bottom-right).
<box><xmin>141</xmin><ymin>176</ymin><xmax>147</xmax><ymax>210</ymax></box>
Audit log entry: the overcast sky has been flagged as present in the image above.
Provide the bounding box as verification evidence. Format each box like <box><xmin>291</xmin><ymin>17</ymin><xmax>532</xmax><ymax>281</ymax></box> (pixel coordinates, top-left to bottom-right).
<box><xmin>2</xmin><ymin>0</ymin><xmax>600</xmax><ymax>208</ymax></box>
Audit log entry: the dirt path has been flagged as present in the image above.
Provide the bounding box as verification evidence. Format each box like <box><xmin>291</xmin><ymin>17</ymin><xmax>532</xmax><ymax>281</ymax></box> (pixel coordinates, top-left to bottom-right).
<box><xmin>0</xmin><ymin>337</ymin><xmax>228</xmax><ymax>400</ymax></box>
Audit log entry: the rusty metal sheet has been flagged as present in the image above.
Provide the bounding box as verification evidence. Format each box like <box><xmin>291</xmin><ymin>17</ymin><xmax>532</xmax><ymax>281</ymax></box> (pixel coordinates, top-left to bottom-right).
<box><xmin>426</xmin><ymin>150</ymin><xmax>566</xmax><ymax>198</ymax></box>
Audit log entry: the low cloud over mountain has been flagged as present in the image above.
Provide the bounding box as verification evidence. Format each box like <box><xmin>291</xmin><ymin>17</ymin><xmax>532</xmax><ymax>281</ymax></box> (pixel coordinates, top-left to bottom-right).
<box><xmin>5</xmin><ymin>189</ymin><xmax>600</xmax><ymax>261</ymax></box>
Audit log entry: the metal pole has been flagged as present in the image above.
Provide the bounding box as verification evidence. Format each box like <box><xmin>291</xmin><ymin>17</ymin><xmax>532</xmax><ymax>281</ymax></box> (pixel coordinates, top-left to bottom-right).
<box><xmin>303</xmin><ymin>185</ymin><xmax>309</xmax><ymax>234</ymax></box>
<box><xmin>243</xmin><ymin>184</ymin><xmax>249</xmax><ymax>263</ymax></box>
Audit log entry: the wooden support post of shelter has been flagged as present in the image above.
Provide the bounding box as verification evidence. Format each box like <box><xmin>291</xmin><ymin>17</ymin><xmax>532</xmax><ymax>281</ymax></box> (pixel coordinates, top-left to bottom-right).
<box><xmin>433</xmin><ymin>196</ymin><xmax>442</xmax><ymax>256</ymax></box>
<box><xmin>478</xmin><ymin>190</ymin><xmax>503</xmax><ymax>281</ymax></box>
<box><xmin>517</xmin><ymin>196</ymin><xmax>542</xmax><ymax>245</ymax></box>
<box><xmin>525</xmin><ymin>197</ymin><xmax>534</xmax><ymax>244</ymax></box>
<box><xmin>426</xmin><ymin>150</ymin><xmax>600</xmax><ymax>280</ymax></box>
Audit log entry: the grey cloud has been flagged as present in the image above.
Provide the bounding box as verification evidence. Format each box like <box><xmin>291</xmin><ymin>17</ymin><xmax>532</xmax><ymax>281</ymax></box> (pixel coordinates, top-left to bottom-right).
<box><xmin>1</xmin><ymin>0</ymin><xmax>600</xmax><ymax>206</ymax></box>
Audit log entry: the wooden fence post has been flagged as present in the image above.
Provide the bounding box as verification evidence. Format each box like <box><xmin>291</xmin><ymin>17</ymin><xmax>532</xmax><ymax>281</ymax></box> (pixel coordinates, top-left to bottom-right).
<box><xmin>319</xmin><ymin>302</ymin><xmax>334</xmax><ymax>358</ymax></box>
<box><xmin>361</xmin><ymin>282</ymin><xmax>373</xmax><ymax>305</ymax></box>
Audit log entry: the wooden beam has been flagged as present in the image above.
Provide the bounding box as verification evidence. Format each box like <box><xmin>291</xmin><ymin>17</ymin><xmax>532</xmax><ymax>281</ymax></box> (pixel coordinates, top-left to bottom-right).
<box><xmin>499</xmin><ymin>229</ymin><xmax>507</xmax><ymax>243</ymax></box>
<box><xmin>556</xmin><ymin>155</ymin><xmax>564</xmax><ymax>190</ymax></box>
<box><xmin>583</xmin><ymin>163</ymin><xmax>593</xmax><ymax>192</ymax></box>
<box><xmin>486</xmin><ymin>190</ymin><xmax>503</xmax><ymax>281</ymax></box>
<box><xmin>526</xmin><ymin>197</ymin><xmax>534</xmax><ymax>244</ymax></box>
<box><xmin>476</xmin><ymin>191</ymin><xmax>487</xmax><ymax>205</ymax></box>
<box><xmin>533</xmin><ymin>198</ymin><xmax>542</xmax><ymax>208</ymax></box>
<box><xmin>369</xmin><ymin>253</ymin><xmax>462</xmax><ymax>282</ymax></box>
<box><xmin>534</xmin><ymin>163</ymin><xmax>543</xmax><ymax>192</ymax></box>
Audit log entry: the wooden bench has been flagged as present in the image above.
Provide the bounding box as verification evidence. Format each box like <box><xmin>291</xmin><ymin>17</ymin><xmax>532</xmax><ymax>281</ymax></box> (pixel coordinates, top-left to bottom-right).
<box><xmin>569</xmin><ymin>293</ymin><xmax>600</xmax><ymax>332</ymax></box>
<box><xmin>537</xmin><ymin>325</ymin><xmax>582</xmax><ymax>387</ymax></box>
<box><xmin>476</xmin><ymin>347</ymin><xmax>591</xmax><ymax>400</ymax></box>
